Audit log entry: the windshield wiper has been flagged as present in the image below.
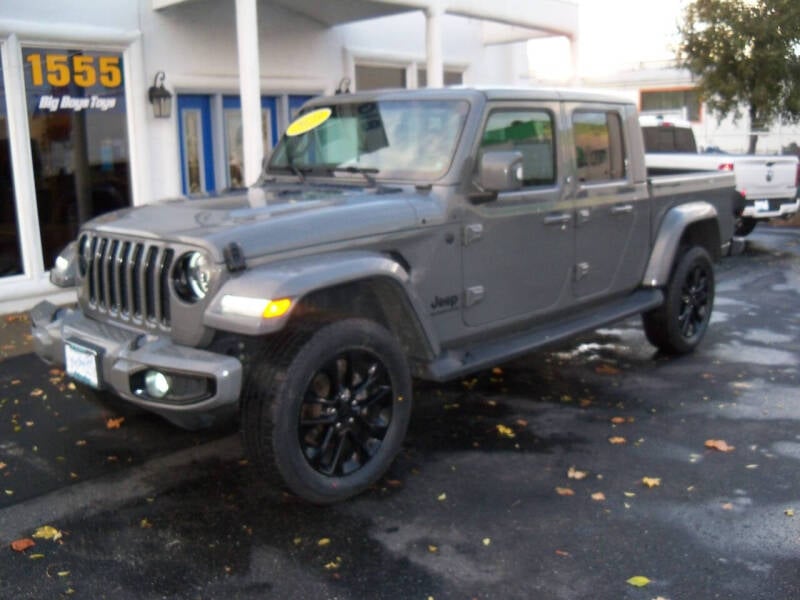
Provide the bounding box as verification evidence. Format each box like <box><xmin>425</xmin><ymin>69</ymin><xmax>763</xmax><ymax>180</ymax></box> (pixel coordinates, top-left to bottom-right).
<box><xmin>328</xmin><ymin>166</ymin><xmax>379</xmax><ymax>186</ymax></box>
<box><xmin>269</xmin><ymin>164</ymin><xmax>307</xmax><ymax>183</ymax></box>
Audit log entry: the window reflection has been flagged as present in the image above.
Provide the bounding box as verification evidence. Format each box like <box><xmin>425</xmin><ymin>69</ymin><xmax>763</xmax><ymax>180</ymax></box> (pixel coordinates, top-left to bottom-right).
<box><xmin>23</xmin><ymin>47</ymin><xmax>131</xmax><ymax>270</ymax></box>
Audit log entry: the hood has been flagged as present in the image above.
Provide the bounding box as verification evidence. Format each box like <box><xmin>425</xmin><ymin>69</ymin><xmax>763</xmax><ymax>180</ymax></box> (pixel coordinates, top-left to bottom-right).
<box><xmin>85</xmin><ymin>184</ymin><xmax>424</xmax><ymax>261</ymax></box>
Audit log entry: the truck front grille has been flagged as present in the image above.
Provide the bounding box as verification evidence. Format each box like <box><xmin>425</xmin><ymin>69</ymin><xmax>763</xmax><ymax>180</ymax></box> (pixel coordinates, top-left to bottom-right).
<box><xmin>78</xmin><ymin>233</ymin><xmax>174</xmax><ymax>329</ymax></box>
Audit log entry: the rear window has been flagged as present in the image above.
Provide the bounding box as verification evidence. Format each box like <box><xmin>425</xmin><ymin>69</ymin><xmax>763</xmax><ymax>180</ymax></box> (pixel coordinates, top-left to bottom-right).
<box><xmin>642</xmin><ymin>126</ymin><xmax>698</xmax><ymax>153</ymax></box>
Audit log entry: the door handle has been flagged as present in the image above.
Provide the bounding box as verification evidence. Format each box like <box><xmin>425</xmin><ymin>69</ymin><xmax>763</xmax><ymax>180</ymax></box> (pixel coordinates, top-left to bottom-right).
<box><xmin>611</xmin><ymin>204</ymin><xmax>634</xmax><ymax>215</ymax></box>
<box><xmin>544</xmin><ymin>213</ymin><xmax>572</xmax><ymax>226</ymax></box>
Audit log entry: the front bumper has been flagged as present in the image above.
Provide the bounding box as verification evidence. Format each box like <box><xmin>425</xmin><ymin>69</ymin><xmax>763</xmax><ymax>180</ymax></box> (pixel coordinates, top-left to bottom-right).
<box><xmin>30</xmin><ymin>301</ymin><xmax>243</xmax><ymax>428</ymax></box>
<box><xmin>741</xmin><ymin>197</ymin><xmax>799</xmax><ymax>220</ymax></box>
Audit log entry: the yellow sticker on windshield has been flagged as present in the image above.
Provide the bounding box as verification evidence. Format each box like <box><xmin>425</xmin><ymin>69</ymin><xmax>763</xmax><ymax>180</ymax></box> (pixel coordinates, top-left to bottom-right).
<box><xmin>286</xmin><ymin>108</ymin><xmax>332</xmax><ymax>137</ymax></box>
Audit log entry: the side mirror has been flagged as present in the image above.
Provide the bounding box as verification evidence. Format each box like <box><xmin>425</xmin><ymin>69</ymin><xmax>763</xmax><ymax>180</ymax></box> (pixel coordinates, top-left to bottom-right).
<box><xmin>478</xmin><ymin>151</ymin><xmax>524</xmax><ymax>193</ymax></box>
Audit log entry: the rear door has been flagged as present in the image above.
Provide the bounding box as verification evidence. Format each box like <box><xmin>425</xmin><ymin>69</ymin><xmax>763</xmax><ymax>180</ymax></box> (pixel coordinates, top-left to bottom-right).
<box><xmin>567</xmin><ymin>104</ymin><xmax>650</xmax><ymax>300</ymax></box>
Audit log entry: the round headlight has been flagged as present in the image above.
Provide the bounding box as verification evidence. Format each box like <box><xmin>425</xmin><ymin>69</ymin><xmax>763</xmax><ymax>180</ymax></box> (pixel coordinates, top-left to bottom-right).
<box><xmin>174</xmin><ymin>251</ymin><xmax>213</xmax><ymax>302</ymax></box>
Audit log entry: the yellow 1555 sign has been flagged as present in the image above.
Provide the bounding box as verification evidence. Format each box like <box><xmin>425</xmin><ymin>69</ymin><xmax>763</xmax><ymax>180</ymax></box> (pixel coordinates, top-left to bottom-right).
<box><xmin>26</xmin><ymin>53</ymin><xmax>122</xmax><ymax>89</ymax></box>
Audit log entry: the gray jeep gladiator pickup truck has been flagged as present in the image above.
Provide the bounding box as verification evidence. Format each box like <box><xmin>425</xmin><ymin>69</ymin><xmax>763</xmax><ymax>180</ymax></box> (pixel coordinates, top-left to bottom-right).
<box><xmin>31</xmin><ymin>88</ymin><xmax>737</xmax><ymax>503</ymax></box>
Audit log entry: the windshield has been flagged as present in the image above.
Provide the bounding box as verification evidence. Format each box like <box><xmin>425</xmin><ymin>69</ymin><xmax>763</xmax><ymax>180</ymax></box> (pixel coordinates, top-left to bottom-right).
<box><xmin>268</xmin><ymin>99</ymin><xmax>470</xmax><ymax>181</ymax></box>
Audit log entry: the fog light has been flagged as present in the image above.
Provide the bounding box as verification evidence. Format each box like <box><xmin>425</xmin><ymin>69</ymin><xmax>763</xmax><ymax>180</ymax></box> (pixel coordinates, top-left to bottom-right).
<box><xmin>145</xmin><ymin>370</ymin><xmax>171</xmax><ymax>398</ymax></box>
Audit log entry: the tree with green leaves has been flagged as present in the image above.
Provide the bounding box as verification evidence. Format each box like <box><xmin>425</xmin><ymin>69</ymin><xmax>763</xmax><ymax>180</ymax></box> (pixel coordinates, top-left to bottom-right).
<box><xmin>678</xmin><ymin>0</ymin><xmax>800</xmax><ymax>153</ymax></box>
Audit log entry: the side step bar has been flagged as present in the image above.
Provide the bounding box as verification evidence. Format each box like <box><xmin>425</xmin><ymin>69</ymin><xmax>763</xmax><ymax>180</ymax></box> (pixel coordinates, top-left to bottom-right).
<box><xmin>425</xmin><ymin>288</ymin><xmax>664</xmax><ymax>382</ymax></box>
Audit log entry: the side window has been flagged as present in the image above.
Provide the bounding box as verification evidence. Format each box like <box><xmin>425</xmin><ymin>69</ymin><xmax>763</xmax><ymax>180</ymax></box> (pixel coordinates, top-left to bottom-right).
<box><xmin>573</xmin><ymin>111</ymin><xmax>626</xmax><ymax>182</ymax></box>
<box><xmin>480</xmin><ymin>110</ymin><xmax>555</xmax><ymax>187</ymax></box>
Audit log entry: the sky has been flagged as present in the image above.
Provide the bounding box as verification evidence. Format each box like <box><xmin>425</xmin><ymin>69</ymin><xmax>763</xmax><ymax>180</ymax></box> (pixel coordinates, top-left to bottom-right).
<box><xmin>528</xmin><ymin>0</ymin><xmax>688</xmax><ymax>81</ymax></box>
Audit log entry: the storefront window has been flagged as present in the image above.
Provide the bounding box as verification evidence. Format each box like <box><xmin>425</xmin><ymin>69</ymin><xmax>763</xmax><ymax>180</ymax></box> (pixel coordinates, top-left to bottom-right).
<box><xmin>22</xmin><ymin>47</ymin><xmax>131</xmax><ymax>269</ymax></box>
<box><xmin>0</xmin><ymin>50</ymin><xmax>25</xmax><ymax>277</ymax></box>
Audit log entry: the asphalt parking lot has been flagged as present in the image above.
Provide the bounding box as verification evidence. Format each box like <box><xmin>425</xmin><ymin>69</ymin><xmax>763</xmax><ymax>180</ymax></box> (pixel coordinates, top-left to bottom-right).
<box><xmin>0</xmin><ymin>226</ymin><xmax>798</xmax><ymax>600</ymax></box>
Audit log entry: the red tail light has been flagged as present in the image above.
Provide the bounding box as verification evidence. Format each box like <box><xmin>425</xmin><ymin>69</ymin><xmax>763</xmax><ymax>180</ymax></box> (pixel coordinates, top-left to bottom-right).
<box><xmin>718</xmin><ymin>163</ymin><xmax>734</xmax><ymax>172</ymax></box>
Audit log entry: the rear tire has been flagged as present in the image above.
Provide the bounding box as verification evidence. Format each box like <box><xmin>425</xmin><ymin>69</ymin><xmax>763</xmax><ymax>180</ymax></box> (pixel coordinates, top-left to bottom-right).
<box><xmin>642</xmin><ymin>246</ymin><xmax>715</xmax><ymax>355</ymax></box>
<box><xmin>241</xmin><ymin>319</ymin><xmax>412</xmax><ymax>504</ymax></box>
<box><xmin>734</xmin><ymin>217</ymin><xmax>757</xmax><ymax>237</ymax></box>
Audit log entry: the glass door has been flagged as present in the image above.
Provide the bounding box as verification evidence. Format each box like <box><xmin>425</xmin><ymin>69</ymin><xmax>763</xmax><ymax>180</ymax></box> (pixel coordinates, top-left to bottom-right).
<box><xmin>0</xmin><ymin>49</ymin><xmax>24</xmax><ymax>277</ymax></box>
<box><xmin>222</xmin><ymin>95</ymin><xmax>278</xmax><ymax>188</ymax></box>
<box><xmin>177</xmin><ymin>94</ymin><xmax>215</xmax><ymax>195</ymax></box>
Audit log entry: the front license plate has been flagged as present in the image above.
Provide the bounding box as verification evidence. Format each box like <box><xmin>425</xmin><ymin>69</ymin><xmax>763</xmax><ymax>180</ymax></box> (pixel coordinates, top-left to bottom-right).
<box><xmin>65</xmin><ymin>340</ymin><xmax>102</xmax><ymax>389</ymax></box>
<box><xmin>754</xmin><ymin>199</ymin><xmax>770</xmax><ymax>212</ymax></box>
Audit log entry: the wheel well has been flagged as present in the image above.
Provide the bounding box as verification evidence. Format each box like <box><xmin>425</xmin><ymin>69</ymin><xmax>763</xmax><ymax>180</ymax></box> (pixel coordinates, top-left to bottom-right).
<box><xmin>289</xmin><ymin>277</ymin><xmax>434</xmax><ymax>364</ymax></box>
<box><xmin>679</xmin><ymin>218</ymin><xmax>721</xmax><ymax>261</ymax></box>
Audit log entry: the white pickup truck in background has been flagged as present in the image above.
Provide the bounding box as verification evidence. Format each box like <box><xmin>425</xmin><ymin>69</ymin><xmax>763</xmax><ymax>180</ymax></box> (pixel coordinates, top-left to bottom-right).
<box><xmin>641</xmin><ymin>115</ymin><xmax>800</xmax><ymax>236</ymax></box>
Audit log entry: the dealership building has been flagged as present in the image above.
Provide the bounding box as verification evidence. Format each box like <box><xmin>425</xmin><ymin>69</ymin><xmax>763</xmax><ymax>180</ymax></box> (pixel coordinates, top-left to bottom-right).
<box><xmin>0</xmin><ymin>0</ymin><xmax>577</xmax><ymax>313</ymax></box>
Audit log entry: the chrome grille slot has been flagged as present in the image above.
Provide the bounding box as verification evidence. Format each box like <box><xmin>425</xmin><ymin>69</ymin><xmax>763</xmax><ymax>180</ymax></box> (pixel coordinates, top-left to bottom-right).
<box><xmin>81</xmin><ymin>233</ymin><xmax>172</xmax><ymax>329</ymax></box>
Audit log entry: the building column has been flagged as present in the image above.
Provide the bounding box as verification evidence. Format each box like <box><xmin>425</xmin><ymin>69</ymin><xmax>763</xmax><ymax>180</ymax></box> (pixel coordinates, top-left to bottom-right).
<box><xmin>569</xmin><ymin>34</ymin><xmax>579</xmax><ymax>84</ymax></box>
<box><xmin>425</xmin><ymin>4</ymin><xmax>444</xmax><ymax>88</ymax></box>
<box><xmin>235</xmin><ymin>0</ymin><xmax>264</xmax><ymax>186</ymax></box>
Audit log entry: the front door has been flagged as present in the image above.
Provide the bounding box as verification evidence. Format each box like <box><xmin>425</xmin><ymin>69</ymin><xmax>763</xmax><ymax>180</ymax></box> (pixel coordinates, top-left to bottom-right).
<box><xmin>462</xmin><ymin>104</ymin><xmax>574</xmax><ymax>327</ymax></box>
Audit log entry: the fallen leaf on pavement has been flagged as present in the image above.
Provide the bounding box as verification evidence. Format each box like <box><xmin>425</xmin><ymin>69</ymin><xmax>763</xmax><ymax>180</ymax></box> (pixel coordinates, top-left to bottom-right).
<box><xmin>33</xmin><ymin>526</ymin><xmax>62</xmax><ymax>541</ymax></box>
<box><xmin>642</xmin><ymin>477</ymin><xmax>661</xmax><ymax>488</ymax></box>
<box><xmin>568</xmin><ymin>466</ymin><xmax>588</xmax><ymax>480</ymax></box>
<box><xmin>437</xmin><ymin>492</ymin><xmax>447</xmax><ymax>501</ymax></box>
<box><xmin>609</xmin><ymin>436</ymin><xmax>627</xmax><ymax>445</ymax></box>
<box><xmin>785</xmin><ymin>509</ymin><xmax>795</xmax><ymax>517</ymax></box>
<box><xmin>482</xmin><ymin>538</ymin><xmax>491</xmax><ymax>546</ymax></box>
<box><xmin>10</xmin><ymin>538</ymin><xmax>35</xmax><ymax>552</ymax></box>
<box><xmin>495</xmin><ymin>424</ymin><xmax>516</xmax><ymax>439</ymax></box>
<box><xmin>591</xmin><ymin>492</ymin><xmax>606</xmax><ymax>502</ymax></box>
<box><xmin>721</xmin><ymin>502</ymin><xmax>734</xmax><ymax>511</ymax></box>
<box><xmin>705</xmin><ymin>439</ymin><xmax>735</xmax><ymax>452</ymax></box>
<box><xmin>626</xmin><ymin>575</ymin><xmax>651</xmax><ymax>587</ymax></box>
<box><xmin>555</xmin><ymin>549</ymin><xmax>570</xmax><ymax>557</ymax></box>
<box><xmin>595</xmin><ymin>364</ymin><xmax>620</xmax><ymax>375</ymax></box>
<box><xmin>428</xmin><ymin>545</ymin><xmax>438</xmax><ymax>553</ymax></box>
<box><xmin>317</xmin><ymin>538</ymin><xmax>331</xmax><ymax>547</ymax></box>
<box><xmin>106</xmin><ymin>417</ymin><xmax>125</xmax><ymax>430</ymax></box>
<box><xmin>555</xmin><ymin>487</ymin><xmax>575</xmax><ymax>496</ymax></box>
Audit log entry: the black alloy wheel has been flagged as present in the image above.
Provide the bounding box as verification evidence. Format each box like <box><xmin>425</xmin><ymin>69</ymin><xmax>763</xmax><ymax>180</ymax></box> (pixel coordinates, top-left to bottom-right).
<box><xmin>241</xmin><ymin>319</ymin><xmax>412</xmax><ymax>504</ymax></box>
<box><xmin>642</xmin><ymin>246</ymin><xmax>715</xmax><ymax>355</ymax></box>
<box><xmin>298</xmin><ymin>350</ymin><xmax>394</xmax><ymax>477</ymax></box>
<box><xmin>677</xmin><ymin>261</ymin><xmax>712</xmax><ymax>341</ymax></box>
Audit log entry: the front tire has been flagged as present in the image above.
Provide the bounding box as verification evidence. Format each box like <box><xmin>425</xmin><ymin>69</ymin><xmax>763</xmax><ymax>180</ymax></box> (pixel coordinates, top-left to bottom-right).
<box><xmin>241</xmin><ymin>319</ymin><xmax>412</xmax><ymax>504</ymax></box>
<box><xmin>642</xmin><ymin>246</ymin><xmax>715</xmax><ymax>355</ymax></box>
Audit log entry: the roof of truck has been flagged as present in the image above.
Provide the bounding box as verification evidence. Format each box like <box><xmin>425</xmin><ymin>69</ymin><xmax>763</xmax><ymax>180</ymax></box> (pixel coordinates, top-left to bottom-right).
<box><xmin>305</xmin><ymin>86</ymin><xmax>634</xmax><ymax>107</ymax></box>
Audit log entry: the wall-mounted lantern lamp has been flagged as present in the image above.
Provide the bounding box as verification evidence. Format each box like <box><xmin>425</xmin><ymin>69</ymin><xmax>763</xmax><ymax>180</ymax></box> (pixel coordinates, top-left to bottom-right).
<box><xmin>148</xmin><ymin>71</ymin><xmax>172</xmax><ymax>119</ymax></box>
